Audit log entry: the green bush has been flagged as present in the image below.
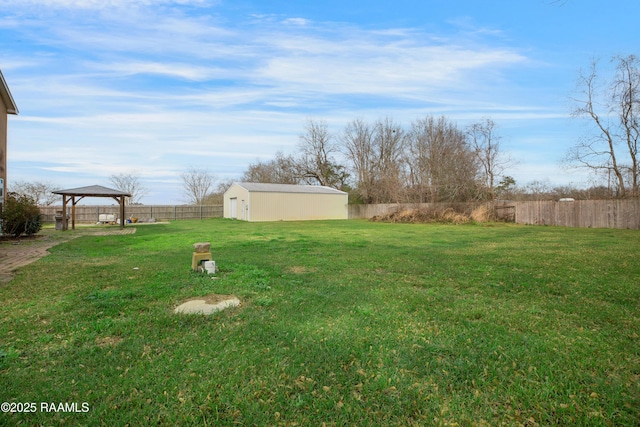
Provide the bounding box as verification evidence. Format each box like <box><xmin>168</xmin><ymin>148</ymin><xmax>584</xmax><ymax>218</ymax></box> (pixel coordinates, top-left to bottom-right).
<box><xmin>1</xmin><ymin>192</ymin><xmax>42</xmax><ymax>237</ymax></box>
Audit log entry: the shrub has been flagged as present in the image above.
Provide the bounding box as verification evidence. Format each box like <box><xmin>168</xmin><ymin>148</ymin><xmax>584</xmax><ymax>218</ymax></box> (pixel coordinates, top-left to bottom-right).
<box><xmin>470</xmin><ymin>205</ymin><xmax>490</xmax><ymax>222</ymax></box>
<box><xmin>369</xmin><ymin>204</ymin><xmax>504</xmax><ymax>224</ymax></box>
<box><xmin>1</xmin><ymin>192</ymin><xmax>42</xmax><ymax>237</ymax></box>
<box><xmin>369</xmin><ymin>204</ymin><xmax>499</xmax><ymax>224</ymax></box>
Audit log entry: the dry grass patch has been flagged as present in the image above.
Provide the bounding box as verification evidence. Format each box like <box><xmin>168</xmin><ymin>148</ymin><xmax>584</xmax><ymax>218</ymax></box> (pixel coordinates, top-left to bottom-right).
<box><xmin>371</xmin><ymin>207</ymin><xmax>470</xmax><ymax>224</ymax></box>
<box><xmin>371</xmin><ymin>204</ymin><xmax>493</xmax><ymax>224</ymax></box>
<box><xmin>470</xmin><ymin>205</ymin><xmax>490</xmax><ymax>222</ymax></box>
<box><xmin>287</xmin><ymin>266</ymin><xmax>319</xmax><ymax>274</ymax></box>
<box><xmin>95</xmin><ymin>336</ymin><xmax>123</xmax><ymax>348</ymax></box>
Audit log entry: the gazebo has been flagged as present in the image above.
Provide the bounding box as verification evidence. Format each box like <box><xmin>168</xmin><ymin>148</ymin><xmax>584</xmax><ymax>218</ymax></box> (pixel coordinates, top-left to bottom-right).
<box><xmin>52</xmin><ymin>185</ymin><xmax>131</xmax><ymax>230</ymax></box>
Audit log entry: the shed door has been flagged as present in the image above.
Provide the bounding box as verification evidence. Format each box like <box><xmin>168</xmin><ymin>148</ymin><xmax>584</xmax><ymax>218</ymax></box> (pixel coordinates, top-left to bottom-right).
<box><xmin>230</xmin><ymin>198</ymin><xmax>237</xmax><ymax>219</ymax></box>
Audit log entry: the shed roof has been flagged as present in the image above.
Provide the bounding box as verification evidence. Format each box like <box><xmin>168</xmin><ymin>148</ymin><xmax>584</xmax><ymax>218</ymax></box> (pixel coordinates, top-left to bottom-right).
<box><xmin>234</xmin><ymin>182</ymin><xmax>346</xmax><ymax>195</ymax></box>
<box><xmin>53</xmin><ymin>185</ymin><xmax>131</xmax><ymax>197</ymax></box>
<box><xmin>0</xmin><ymin>69</ymin><xmax>18</xmax><ymax>115</ymax></box>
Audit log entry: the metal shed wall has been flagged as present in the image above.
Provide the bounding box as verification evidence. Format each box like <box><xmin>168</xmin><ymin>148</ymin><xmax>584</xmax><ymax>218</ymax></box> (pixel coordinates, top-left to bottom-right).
<box><xmin>223</xmin><ymin>184</ymin><xmax>249</xmax><ymax>220</ymax></box>
<box><xmin>223</xmin><ymin>183</ymin><xmax>348</xmax><ymax>222</ymax></box>
<box><xmin>249</xmin><ymin>191</ymin><xmax>347</xmax><ymax>222</ymax></box>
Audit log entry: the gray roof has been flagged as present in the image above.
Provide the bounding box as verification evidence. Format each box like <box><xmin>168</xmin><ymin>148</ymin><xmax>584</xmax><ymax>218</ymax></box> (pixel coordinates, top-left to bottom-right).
<box><xmin>235</xmin><ymin>182</ymin><xmax>346</xmax><ymax>195</ymax></box>
<box><xmin>0</xmin><ymin>69</ymin><xmax>18</xmax><ymax>115</ymax></box>
<box><xmin>53</xmin><ymin>185</ymin><xmax>131</xmax><ymax>197</ymax></box>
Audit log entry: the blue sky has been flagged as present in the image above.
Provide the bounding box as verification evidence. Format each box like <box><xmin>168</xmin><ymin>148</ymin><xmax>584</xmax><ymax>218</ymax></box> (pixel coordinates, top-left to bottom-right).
<box><xmin>1</xmin><ymin>0</ymin><xmax>638</xmax><ymax>204</ymax></box>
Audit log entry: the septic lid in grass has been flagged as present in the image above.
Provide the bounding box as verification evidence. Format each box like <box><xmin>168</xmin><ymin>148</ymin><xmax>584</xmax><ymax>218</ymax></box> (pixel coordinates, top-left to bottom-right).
<box><xmin>174</xmin><ymin>294</ymin><xmax>240</xmax><ymax>315</ymax></box>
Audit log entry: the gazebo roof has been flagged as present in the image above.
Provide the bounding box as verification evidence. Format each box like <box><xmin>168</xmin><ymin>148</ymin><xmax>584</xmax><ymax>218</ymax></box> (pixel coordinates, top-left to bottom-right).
<box><xmin>53</xmin><ymin>185</ymin><xmax>131</xmax><ymax>197</ymax></box>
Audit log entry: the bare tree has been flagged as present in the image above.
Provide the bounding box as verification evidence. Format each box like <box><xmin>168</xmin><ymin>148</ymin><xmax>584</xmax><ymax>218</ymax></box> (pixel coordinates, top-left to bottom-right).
<box><xmin>405</xmin><ymin>116</ymin><xmax>479</xmax><ymax>203</ymax></box>
<box><xmin>242</xmin><ymin>151</ymin><xmax>300</xmax><ymax>184</ymax></box>
<box><xmin>109</xmin><ymin>172</ymin><xmax>148</xmax><ymax>205</ymax></box>
<box><xmin>613</xmin><ymin>55</ymin><xmax>640</xmax><ymax>197</ymax></box>
<box><xmin>296</xmin><ymin>119</ymin><xmax>349</xmax><ymax>189</ymax></box>
<box><xmin>467</xmin><ymin>118</ymin><xmax>514</xmax><ymax>201</ymax></box>
<box><xmin>181</xmin><ymin>168</ymin><xmax>215</xmax><ymax>205</ymax></box>
<box><xmin>200</xmin><ymin>178</ymin><xmax>236</xmax><ymax>205</ymax></box>
<box><xmin>340</xmin><ymin>117</ymin><xmax>409</xmax><ymax>203</ymax></box>
<box><xmin>10</xmin><ymin>180</ymin><xmax>59</xmax><ymax>206</ymax></box>
<box><xmin>340</xmin><ymin>118</ymin><xmax>376</xmax><ymax>203</ymax></box>
<box><xmin>566</xmin><ymin>55</ymin><xmax>640</xmax><ymax>198</ymax></box>
<box><xmin>372</xmin><ymin>117</ymin><xmax>406</xmax><ymax>203</ymax></box>
<box><xmin>524</xmin><ymin>179</ymin><xmax>553</xmax><ymax>200</ymax></box>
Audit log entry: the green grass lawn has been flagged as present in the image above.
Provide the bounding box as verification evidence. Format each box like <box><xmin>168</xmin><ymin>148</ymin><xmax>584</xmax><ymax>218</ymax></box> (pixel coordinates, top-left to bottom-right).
<box><xmin>1</xmin><ymin>219</ymin><xmax>639</xmax><ymax>426</ymax></box>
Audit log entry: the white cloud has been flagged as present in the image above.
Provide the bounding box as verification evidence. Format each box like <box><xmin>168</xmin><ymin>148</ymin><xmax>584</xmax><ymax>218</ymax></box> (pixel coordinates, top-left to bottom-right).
<box><xmin>3</xmin><ymin>4</ymin><xmax>567</xmax><ymax>203</ymax></box>
<box><xmin>7</xmin><ymin>2</ymin><xmax>530</xmax><ymax>106</ymax></box>
<box><xmin>2</xmin><ymin>0</ymin><xmax>211</xmax><ymax>9</ymax></box>
<box><xmin>282</xmin><ymin>18</ymin><xmax>310</xmax><ymax>26</ymax></box>
<box><xmin>257</xmin><ymin>44</ymin><xmax>525</xmax><ymax>97</ymax></box>
<box><xmin>90</xmin><ymin>61</ymin><xmax>220</xmax><ymax>81</ymax></box>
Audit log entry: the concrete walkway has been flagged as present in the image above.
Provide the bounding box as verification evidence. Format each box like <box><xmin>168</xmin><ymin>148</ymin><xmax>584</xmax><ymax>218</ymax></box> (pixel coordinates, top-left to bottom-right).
<box><xmin>0</xmin><ymin>228</ymin><xmax>136</xmax><ymax>284</ymax></box>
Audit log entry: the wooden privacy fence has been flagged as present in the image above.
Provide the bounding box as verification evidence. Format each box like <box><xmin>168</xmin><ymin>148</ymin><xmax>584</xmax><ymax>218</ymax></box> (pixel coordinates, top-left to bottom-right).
<box><xmin>39</xmin><ymin>200</ymin><xmax>639</xmax><ymax>229</ymax></box>
<box><xmin>513</xmin><ymin>199</ymin><xmax>640</xmax><ymax>229</ymax></box>
<box><xmin>39</xmin><ymin>205</ymin><xmax>223</xmax><ymax>223</ymax></box>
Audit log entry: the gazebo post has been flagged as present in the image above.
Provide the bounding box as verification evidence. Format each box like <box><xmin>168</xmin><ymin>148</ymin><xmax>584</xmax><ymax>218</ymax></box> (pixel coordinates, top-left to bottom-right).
<box><xmin>119</xmin><ymin>196</ymin><xmax>125</xmax><ymax>229</ymax></box>
<box><xmin>71</xmin><ymin>196</ymin><xmax>85</xmax><ymax>230</ymax></box>
<box><xmin>62</xmin><ymin>195</ymin><xmax>68</xmax><ymax>231</ymax></box>
<box><xmin>111</xmin><ymin>195</ymin><xmax>126</xmax><ymax>229</ymax></box>
<box><xmin>71</xmin><ymin>196</ymin><xmax>76</xmax><ymax>230</ymax></box>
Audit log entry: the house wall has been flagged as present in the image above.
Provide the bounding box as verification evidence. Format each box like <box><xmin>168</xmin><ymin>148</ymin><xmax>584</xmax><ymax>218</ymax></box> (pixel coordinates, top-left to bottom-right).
<box><xmin>0</xmin><ymin>100</ymin><xmax>7</xmax><ymax>203</ymax></box>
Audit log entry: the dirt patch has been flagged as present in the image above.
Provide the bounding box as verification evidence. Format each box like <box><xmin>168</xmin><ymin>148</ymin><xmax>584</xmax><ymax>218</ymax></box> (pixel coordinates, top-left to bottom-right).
<box><xmin>195</xmin><ymin>294</ymin><xmax>238</xmax><ymax>305</ymax></box>
<box><xmin>175</xmin><ymin>294</ymin><xmax>240</xmax><ymax>315</ymax></box>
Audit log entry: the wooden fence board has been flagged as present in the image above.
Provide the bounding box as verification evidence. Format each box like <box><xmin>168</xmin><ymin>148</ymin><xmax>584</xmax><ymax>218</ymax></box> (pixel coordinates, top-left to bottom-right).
<box><xmin>513</xmin><ymin>199</ymin><xmax>639</xmax><ymax>229</ymax></box>
<box><xmin>39</xmin><ymin>205</ymin><xmax>224</xmax><ymax>223</ymax></box>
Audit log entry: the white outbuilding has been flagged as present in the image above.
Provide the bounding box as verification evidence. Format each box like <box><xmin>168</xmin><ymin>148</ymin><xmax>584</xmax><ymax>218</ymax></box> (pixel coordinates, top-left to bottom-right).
<box><xmin>223</xmin><ymin>182</ymin><xmax>348</xmax><ymax>222</ymax></box>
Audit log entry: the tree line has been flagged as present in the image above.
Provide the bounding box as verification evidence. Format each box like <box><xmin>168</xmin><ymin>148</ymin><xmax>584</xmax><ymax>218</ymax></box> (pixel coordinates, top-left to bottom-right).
<box><xmin>9</xmin><ymin>54</ymin><xmax>638</xmax><ymax>205</ymax></box>
<box><xmin>238</xmin><ymin>116</ymin><xmax>512</xmax><ymax>204</ymax></box>
<box><xmin>238</xmin><ymin>54</ymin><xmax>640</xmax><ymax>203</ymax></box>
